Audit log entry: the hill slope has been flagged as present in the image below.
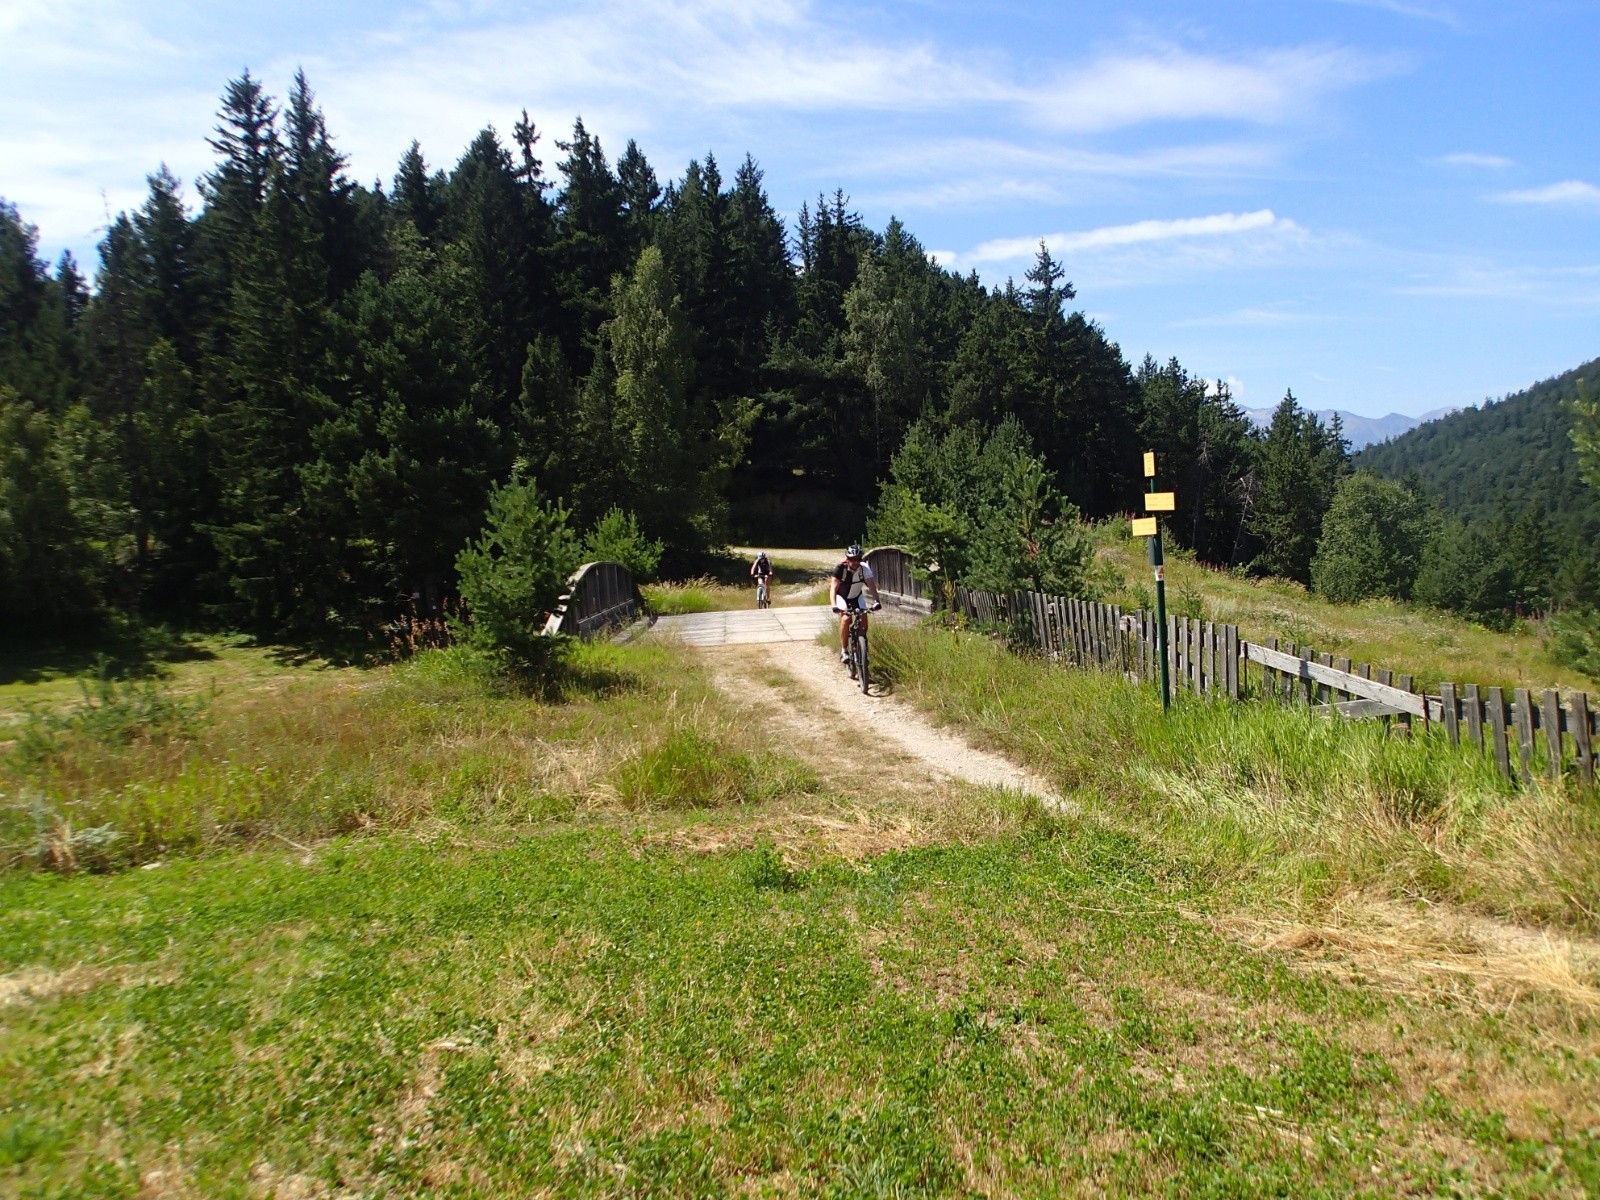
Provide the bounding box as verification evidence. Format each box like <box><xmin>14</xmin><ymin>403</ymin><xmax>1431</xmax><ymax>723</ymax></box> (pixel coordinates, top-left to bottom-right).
<box><xmin>1354</xmin><ymin>358</ymin><xmax>1600</xmax><ymax>545</ymax></box>
<box><xmin>1243</xmin><ymin>406</ymin><xmax>1457</xmax><ymax>450</ymax></box>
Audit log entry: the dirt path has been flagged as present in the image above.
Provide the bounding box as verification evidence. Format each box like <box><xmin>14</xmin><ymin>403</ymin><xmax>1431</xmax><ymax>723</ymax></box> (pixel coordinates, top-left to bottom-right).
<box><xmin>704</xmin><ymin>639</ymin><xmax>1061</xmax><ymax>806</ymax></box>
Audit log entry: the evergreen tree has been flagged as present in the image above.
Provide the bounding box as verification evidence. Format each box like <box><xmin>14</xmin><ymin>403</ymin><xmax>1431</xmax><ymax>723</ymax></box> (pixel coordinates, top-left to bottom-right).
<box><xmin>0</xmin><ymin>201</ymin><xmax>79</xmax><ymax>410</ymax></box>
<box><xmin>1247</xmin><ymin>392</ymin><xmax>1348</xmax><ymax>584</ymax></box>
<box><xmin>317</xmin><ymin>225</ymin><xmax>505</xmax><ymax>620</ymax></box>
<box><xmin>1135</xmin><ymin>357</ymin><xmax>1258</xmax><ymax>565</ymax></box>
<box><xmin>444</xmin><ymin>127</ymin><xmax>547</xmax><ymax>420</ymax></box>
<box><xmin>0</xmin><ymin>388</ymin><xmax>99</xmax><ymax>624</ymax></box>
<box><xmin>1414</xmin><ymin>519</ymin><xmax>1516</xmax><ymax>628</ymax></box>
<box><xmin>455</xmin><ymin>473</ymin><xmax>581</xmax><ymax>669</ymax></box>
<box><xmin>551</xmin><ymin>118</ymin><xmax>627</xmax><ymax>363</ymax></box>
<box><xmin>392</xmin><ymin>141</ymin><xmax>445</xmax><ymax>245</ymax></box>
<box><xmin>616</xmin><ymin>139</ymin><xmax>661</xmax><ymax>258</ymax></box>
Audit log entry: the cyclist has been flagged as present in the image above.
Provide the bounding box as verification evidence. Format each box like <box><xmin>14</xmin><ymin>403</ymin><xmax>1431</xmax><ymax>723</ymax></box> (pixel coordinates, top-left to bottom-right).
<box><xmin>749</xmin><ymin>551</ymin><xmax>774</xmax><ymax>606</ymax></box>
<box><xmin>831</xmin><ymin>544</ymin><xmax>882</xmax><ymax>664</ymax></box>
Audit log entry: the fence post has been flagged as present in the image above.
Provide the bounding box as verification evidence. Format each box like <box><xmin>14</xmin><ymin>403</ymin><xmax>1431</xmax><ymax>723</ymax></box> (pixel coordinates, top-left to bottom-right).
<box><xmin>1441</xmin><ymin>682</ymin><xmax>1460</xmax><ymax>747</ymax></box>
<box><xmin>1572</xmin><ymin>692</ymin><xmax>1594</xmax><ymax>789</ymax></box>
<box><xmin>1465</xmin><ymin>683</ymin><xmax>1483</xmax><ymax>750</ymax></box>
<box><xmin>1488</xmin><ymin>687</ymin><xmax>1512</xmax><ymax>781</ymax></box>
<box><xmin>1226</xmin><ymin>625</ymin><xmax>1239</xmax><ymax>699</ymax></box>
<box><xmin>1542</xmin><ymin>690</ymin><xmax>1564</xmax><ymax>782</ymax></box>
<box><xmin>1513</xmin><ymin>688</ymin><xmax>1535</xmax><ymax>784</ymax></box>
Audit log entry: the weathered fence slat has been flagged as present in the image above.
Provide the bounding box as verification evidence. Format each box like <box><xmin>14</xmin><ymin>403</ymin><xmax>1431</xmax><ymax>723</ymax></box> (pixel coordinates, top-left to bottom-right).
<box><xmin>1488</xmin><ymin>687</ymin><xmax>1512</xmax><ymax>779</ymax></box>
<box><xmin>1513</xmin><ymin>688</ymin><xmax>1535</xmax><ymax>784</ymax></box>
<box><xmin>1243</xmin><ymin>643</ymin><xmax>1429</xmax><ymax>717</ymax></box>
<box><xmin>1542</xmin><ymin>689</ymin><xmax>1564</xmax><ymax>782</ymax></box>
<box><xmin>1465</xmin><ymin>683</ymin><xmax>1483</xmax><ymax>748</ymax></box>
<box><xmin>1573</xmin><ymin>692</ymin><xmax>1594</xmax><ymax>789</ymax></box>
<box><xmin>1441</xmin><ymin>682</ymin><xmax>1460</xmax><ymax>747</ymax></box>
<box><xmin>1225</xmin><ymin>625</ymin><xmax>1238</xmax><ymax>699</ymax></box>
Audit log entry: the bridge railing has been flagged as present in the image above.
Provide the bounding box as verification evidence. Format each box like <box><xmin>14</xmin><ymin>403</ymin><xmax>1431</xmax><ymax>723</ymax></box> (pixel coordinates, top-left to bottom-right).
<box><xmin>541</xmin><ymin>561</ymin><xmax>644</xmax><ymax>639</ymax></box>
<box><xmin>864</xmin><ymin>546</ymin><xmax>934</xmax><ymax>611</ymax></box>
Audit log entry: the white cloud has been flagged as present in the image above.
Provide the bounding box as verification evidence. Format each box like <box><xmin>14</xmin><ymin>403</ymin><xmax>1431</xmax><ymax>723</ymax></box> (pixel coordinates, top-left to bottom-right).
<box><xmin>1024</xmin><ymin>45</ymin><xmax>1399</xmax><ymax>132</ymax></box>
<box><xmin>1433</xmin><ymin>152</ymin><xmax>1514</xmax><ymax>169</ymax></box>
<box><xmin>1492</xmin><ymin>180</ymin><xmax>1600</xmax><ymax>206</ymax></box>
<box><xmin>957</xmin><ymin>210</ymin><xmax>1300</xmax><ymax>267</ymax></box>
<box><xmin>0</xmin><ymin>0</ymin><xmax>1395</xmax><ymax>273</ymax></box>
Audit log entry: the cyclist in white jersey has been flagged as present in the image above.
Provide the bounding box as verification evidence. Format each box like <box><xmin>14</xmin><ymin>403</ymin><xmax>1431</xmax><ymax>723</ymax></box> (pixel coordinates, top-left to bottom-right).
<box><xmin>831</xmin><ymin>545</ymin><xmax>882</xmax><ymax>663</ymax></box>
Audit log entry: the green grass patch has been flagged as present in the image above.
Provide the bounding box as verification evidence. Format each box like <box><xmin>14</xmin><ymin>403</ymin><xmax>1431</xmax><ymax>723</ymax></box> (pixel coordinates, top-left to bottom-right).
<box><xmin>2</xmin><ymin>824</ymin><xmax>1594</xmax><ymax>1196</ymax></box>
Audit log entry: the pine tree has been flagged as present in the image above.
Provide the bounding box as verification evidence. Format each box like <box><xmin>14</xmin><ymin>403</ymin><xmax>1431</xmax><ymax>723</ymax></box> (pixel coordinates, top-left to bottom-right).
<box><xmin>444</xmin><ymin>127</ymin><xmax>545</xmax><ymax>422</ymax></box>
<box><xmin>616</xmin><ymin>139</ymin><xmax>661</xmax><ymax>258</ymax></box>
<box><xmin>392</xmin><ymin>141</ymin><xmax>445</xmax><ymax>245</ymax></box>
<box><xmin>551</xmin><ymin>118</ymin><xmax>628</xmax><ymax>363</ymax></box>
<box><xmin>1248</xmin><ymin>391</ymin><xmax>1348</xmax><ymax>584</ymax></box>
<box><xmin>0</xmin><ymin>388</ymin><xmax>99</xmax><ymax>624</ymax></box>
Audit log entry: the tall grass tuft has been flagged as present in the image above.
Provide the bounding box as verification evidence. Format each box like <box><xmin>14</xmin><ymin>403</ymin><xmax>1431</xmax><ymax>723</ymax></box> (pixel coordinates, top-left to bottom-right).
<box><xmin>872</xmin><ymin>625</ymin><xmax>1600</xmax><ymax>930</ymax></box>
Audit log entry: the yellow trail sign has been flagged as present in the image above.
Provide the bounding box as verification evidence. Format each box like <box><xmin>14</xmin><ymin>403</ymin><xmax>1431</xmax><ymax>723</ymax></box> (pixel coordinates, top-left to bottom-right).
<box><xmin>1144</xmin><ymin>491</ymin><xmax>1176</xmax><ymax>512</ymax></box>
<box><xmin>1131</xmin><ymin>516</ymin><xmax>1158</xmax><ymax>537</ymax></box>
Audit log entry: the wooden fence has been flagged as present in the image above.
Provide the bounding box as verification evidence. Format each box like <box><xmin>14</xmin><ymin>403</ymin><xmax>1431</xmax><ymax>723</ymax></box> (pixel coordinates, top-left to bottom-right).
<box><xmin>863</xmin><ymin>546</ymin><xmax>932</xmax><ymax>609</ymax></box>
<box><xmin>940</xmin><ymin>580</ymin><xmax>1598</xmax><ymax>792</ymax></box>
<box><xmin>541</xmin><ymin>561</ymin><xmax>644</xmax><ymax>639</ymax></box>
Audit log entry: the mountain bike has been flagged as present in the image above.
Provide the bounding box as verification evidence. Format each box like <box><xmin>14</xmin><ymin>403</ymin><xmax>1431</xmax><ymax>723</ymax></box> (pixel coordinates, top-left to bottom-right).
<box><xmin>844</xmin><ymin>601</ymin><xmax>881</xmax><ymax>694</ymax></box>
<box><xmin>755</xmin><ymin>577</ymin><xmax>771</xmax><ymax>608</ymax></box>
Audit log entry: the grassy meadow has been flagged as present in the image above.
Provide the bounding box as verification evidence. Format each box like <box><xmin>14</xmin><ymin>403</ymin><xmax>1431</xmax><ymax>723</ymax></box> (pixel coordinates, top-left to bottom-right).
<box><xmin>2</xmin><ymin>620</ymin><xmax>1598</xmax><ymax>1196</ymax></box>
<box><xmin>1092</xmin><ymin>523</ymin><xmax>1597</xmax><ymax>695</ymax></box>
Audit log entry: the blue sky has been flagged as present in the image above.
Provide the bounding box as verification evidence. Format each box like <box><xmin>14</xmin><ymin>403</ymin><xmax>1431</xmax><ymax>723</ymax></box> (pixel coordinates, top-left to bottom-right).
<box><xmin>3</xmin><ymin>0</ymin><xmax>1596</xmax><ymax>417</ymax></box>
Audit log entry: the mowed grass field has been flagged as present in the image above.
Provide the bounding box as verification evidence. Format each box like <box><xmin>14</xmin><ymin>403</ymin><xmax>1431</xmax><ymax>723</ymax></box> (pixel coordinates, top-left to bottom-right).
<box><xmin>2</xmin><ymin>622</ymin><xmax>1598</xmax><ymax>1196</ymax></box>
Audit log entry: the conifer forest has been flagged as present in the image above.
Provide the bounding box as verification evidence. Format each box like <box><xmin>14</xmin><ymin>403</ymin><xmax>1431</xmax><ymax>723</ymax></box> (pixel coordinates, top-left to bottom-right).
<box><xmin>1</xmin><ymin>72</ymin><xmax>1595</xmax><ymax>653</ymax></box>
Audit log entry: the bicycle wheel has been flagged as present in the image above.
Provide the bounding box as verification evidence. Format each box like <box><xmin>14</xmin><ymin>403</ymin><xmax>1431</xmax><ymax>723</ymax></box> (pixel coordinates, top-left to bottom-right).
<box><xmin>856</xmin><ymin>631</ymin><xmax>870</xmax><ymax>694</ymax></box>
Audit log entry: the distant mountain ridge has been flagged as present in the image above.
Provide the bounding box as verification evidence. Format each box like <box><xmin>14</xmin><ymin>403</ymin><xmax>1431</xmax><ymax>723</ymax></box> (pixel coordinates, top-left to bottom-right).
<box><xmin>1352</xmin><ymin>357</ymin><xmax>1600</xmax><ymax>548</ymax></box>
<box><xmin>1242</xmin><ymin>406</ymin><xmax>1459</xmax><ymax>451</ymax></box>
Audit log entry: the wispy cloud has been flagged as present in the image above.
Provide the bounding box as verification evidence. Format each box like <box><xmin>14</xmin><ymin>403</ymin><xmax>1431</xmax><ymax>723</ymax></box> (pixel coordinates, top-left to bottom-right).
<box><xmin>1396</xmin><ymin>263</ymin><xmax>1600</xmax><ymax>304</ymax></box>
<box><xmin>1024</xmin><ymin>45</ymin><xmax>1400</xmax><ymax>132</ymax></box>
<box><xmin>1175</xmin><ymin>307</ymin><xmax>1312</xmax><ymax>328</ymax></box>
<box><xmin>1433</xmin><ymin>151</ymin><xmax>1514</xmax><ymax>169</ymax></box>
<box><xmin>955</xmin><ymin>210</ymin><xmax>1302</xmax><ymax>267</ymax></box>
<box><xmin>1321</xmin><ymin>0</ymin><xmax>1461</xmax><ymax>27</ymax></box>
<box><xmin>1492</xmin><ymin>180</ymin><xmax>1600</xmax><ymax>206</ymax></box>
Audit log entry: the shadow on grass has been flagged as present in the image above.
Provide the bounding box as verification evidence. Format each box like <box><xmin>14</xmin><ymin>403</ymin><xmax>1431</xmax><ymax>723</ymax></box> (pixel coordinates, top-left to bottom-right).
<box><xmin>0</xmin><ymin>623</ymin><xmax>217</xmax><ymax>687</ymax></box>
<box><xmin>668</xmin><ymin>551</ymin><xmax>828</xmax><ymax>589</ymax></box>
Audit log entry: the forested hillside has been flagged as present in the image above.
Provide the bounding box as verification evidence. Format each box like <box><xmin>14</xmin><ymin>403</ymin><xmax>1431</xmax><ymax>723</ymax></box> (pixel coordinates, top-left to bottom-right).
<box><xmin>1355</xmin><ymin>361</ymin><xmax>1600</xmax><ymax>547</ymax></box>
<box><xmin>3</xmin><ymin>69</ymin><xmax>1300</xmax><ymax>645</ymax></box>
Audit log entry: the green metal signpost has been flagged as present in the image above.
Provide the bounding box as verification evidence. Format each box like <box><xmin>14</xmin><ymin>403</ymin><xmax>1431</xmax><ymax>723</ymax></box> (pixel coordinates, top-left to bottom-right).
<box><xmin>1135</xmin><ymin>453</ymin><xmax>1173</xmax><ymax>713</ymax></box>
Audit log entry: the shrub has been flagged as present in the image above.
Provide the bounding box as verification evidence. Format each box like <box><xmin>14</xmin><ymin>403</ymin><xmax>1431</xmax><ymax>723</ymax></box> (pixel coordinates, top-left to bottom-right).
<box><xmin>584</xmin><ymin>506</ymin><xmax>664</xmax><ymax>582</ymax></box>
<box><xmin>11</xmin><ymin>670</ymin><xmax>207</xmax><ymax>769</ymax></box>
<box><xmin>1310</xmin><ymin>472</ymin><xmax>1430</xmax><ymax>604</ymax></box>
<box><xmin>454</xmin><ymin>475</ymin><xmax>581</xmax><ymax>669</ymax></box>
<box><xmin>1546</xmin><ymin>606</ymin><xmax>1600</xmax><ymax>681</ymax></box>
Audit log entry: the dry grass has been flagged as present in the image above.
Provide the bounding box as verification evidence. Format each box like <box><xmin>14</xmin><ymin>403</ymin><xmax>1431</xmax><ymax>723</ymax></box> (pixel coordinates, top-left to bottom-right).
<box><xmin>1220</xmin><ymin>892</ymin><xmax>1600</xmax><ymax>1012</ymax></box>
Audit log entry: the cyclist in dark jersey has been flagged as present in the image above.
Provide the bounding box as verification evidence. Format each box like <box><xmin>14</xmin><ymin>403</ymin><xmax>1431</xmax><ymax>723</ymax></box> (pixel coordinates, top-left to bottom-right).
<box><xmin>750</xmin><ymin>552</ymin><xmax>773</xmax><ymax>606</ymax></box>
<box><xmin>831</xmin><ymin>545</ymin><xmax>881</xmax><ymax>663</ymax></box>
